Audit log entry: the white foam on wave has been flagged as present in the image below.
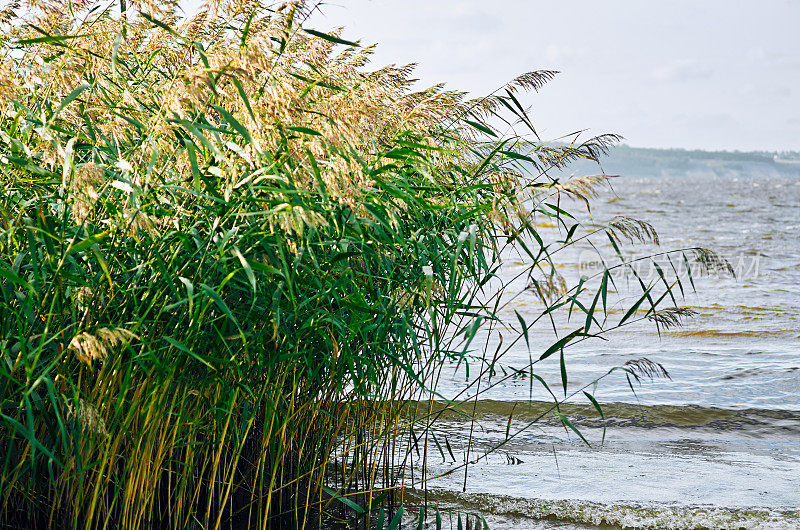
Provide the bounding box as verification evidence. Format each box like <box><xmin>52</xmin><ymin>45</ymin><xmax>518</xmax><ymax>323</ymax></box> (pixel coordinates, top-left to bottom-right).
<box><xmin>439</xmin><ymin>492</ymin><xmax>800</xmax><ymax>530</ymax></box>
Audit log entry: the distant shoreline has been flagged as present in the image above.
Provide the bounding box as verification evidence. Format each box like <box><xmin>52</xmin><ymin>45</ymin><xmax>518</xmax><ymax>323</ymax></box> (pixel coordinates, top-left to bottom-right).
<box><xmin>615</xmin><ymin>144</ymin><xmax>800</xmax><ymax>159</ymax></box>
<box><xmin>603</xmin><ymin>144</ymin><xmax>800</xmax><ymax>163</ymax></box>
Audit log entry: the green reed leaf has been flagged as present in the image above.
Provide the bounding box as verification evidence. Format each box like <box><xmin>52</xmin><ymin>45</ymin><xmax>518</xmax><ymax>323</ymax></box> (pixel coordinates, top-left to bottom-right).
<box><xmin>286</xmin><ymin>125</ymin><xmax>322</xmax><ymax>136</ymax></box>
<box><xmin>322</xmin><ymin>486</ymin><xmax>364</xmax><ymax>514</ymax></box>
<box><xmin>555</xmin><ymin>411</ymin><xmax>591</xmax><ymax>447</ymax></box>
<box><xmin>303</xmin><ymin>28</ymin><xmax>360</xmax><ymax>47</ymax></box>
<box><xmin>539</xmin><ymin>329</ymin><xmax>583</xmax><ymax>361</ymax></box>
<box><xmin>387</xmin><ymin>506</ymin><xmax>405</xmax><ymax>530</ymax></box>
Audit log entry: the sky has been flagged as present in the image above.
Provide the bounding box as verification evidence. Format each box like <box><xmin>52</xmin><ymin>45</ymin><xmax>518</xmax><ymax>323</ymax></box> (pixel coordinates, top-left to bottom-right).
<box><xmin>300</xmin><ymin>0</ymin><xmax>800</xmax><ymax>152</ymax></box>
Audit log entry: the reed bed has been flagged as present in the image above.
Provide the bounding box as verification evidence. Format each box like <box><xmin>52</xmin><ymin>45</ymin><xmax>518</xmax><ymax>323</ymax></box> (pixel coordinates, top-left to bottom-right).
<box><xmin>0</xmin><ymin>1</ymin><xmax>726</xmax><ymax>528</ymax></box>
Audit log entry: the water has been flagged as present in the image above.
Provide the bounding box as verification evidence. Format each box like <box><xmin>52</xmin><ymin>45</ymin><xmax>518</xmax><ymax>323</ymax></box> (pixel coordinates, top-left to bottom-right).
<box><xmin>411</xmin><ymin>147</ymin><xmax>800</xmax><ymax>528</ymax></box>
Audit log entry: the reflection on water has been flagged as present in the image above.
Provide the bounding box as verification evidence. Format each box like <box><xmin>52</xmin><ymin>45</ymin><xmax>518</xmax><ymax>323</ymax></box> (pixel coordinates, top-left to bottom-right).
<box><xmin>418</xmin><ymin>148</ymin><xmax>800</xmax><ymax>528</ymax></box>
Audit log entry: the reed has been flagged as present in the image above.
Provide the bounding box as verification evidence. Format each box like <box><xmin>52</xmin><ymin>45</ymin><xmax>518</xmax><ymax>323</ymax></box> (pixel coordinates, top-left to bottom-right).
<box><xmin>0</xmin><ymin>1</ymin><xmax>726</xmax><ymax>528</ymax></box>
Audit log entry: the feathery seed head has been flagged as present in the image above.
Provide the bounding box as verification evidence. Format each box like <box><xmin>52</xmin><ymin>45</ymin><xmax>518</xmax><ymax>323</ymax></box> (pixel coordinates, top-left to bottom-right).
<box><xmin>69</xmin><ymin>327</ymin><xmax>136</xmax><ymax>367</ymax></box>
<box><xmin>65</xmin><ymin>398</ymin><xmax>110</xmax><ymax>438</ymax></box>
<box><xmin>70</xmin><ymin>163</ymin><xmax>106</xmax><ymax>223</ymax></box>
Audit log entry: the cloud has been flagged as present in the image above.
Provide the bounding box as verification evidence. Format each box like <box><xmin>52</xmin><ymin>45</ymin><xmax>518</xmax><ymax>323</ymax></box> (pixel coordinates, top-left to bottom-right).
<box><xmin>418</xmin><ymin>3</ymin><xmax>504</xmax><ymax>32</ymax></box>
<box><xmin>745</xmin><ymin>46</ymin><xmax>800</xmax><ymax>70</ymax></box>
<box><xmin>651</xmin><ymin>59</ymin><xmax>713</xmax><ymax>82</ymax></box>
<box><xmin>542</xmin><ymin>43</ymin><xmax>589</xmax><ymax>67</ymax></box>
<box><xmin>448</xmin><ymin>11</ymin><xmax>503</xmax><ymax>32</ymax></box>
<box><xmin>745</xmin><ymin>47</ymin><xmax>767</xmax><ymax>63</ymax></box>
<box><xmin>673</xmin><ymin>111</ymin><xmax>739</xmax><ymax>130</ymax></box>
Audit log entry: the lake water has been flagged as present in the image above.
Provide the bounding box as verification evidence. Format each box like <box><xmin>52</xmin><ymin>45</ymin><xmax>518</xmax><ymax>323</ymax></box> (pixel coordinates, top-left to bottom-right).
<box><xmin>407</xmin><ymin>147</ymin><xmax>800</xmax><ymax>529</ymax></box>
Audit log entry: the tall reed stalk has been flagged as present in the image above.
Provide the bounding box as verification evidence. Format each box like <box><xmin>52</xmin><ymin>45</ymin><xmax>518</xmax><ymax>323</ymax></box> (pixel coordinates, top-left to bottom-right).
<box><xmin>0</xmin><ymin>1</ymin><xmax>728</xmax><ymax>528</ymax></box>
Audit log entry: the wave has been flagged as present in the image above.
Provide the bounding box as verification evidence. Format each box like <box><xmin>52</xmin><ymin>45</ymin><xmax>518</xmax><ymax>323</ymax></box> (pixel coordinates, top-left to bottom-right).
<box><xmin>422</xmin><ymin>400</ymin><xmax>800</xmax><ymax>436</ymax></box>
<box><xmin>666</xmin><ymin>329</ymin><xmax>798</xmax><ymax>338</ymax></box>
<box><xmin>412</xmin><ymin>490</ymin><xmax>800</xmax><ymax>530</ymax></box>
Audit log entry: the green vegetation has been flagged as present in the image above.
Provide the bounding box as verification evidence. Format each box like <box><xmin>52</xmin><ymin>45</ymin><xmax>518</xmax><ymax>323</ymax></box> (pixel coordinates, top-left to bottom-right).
<box><xmin>565</xmin><ymin>144</ymin><xmax>800</xmax><ymax>178</ymax></box>
<box><xmin>0</xmin><ymin>1</ymin><xmax>727</xmax><ymax>528</ymax></box>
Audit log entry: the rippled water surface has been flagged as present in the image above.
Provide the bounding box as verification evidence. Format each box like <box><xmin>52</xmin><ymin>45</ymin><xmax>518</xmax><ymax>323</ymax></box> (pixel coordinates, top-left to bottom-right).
<box><xmin>416</xmin><ymin>148</ymin><xmax>800</xmax><ymax>529</ymax></box>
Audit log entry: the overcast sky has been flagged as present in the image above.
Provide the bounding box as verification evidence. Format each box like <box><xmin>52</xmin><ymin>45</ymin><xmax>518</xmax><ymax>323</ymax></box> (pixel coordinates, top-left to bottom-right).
<box><xmin>303</xmin><ymin>0</ymin><xmax>800</xmax><ymax>152</ymax></box>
